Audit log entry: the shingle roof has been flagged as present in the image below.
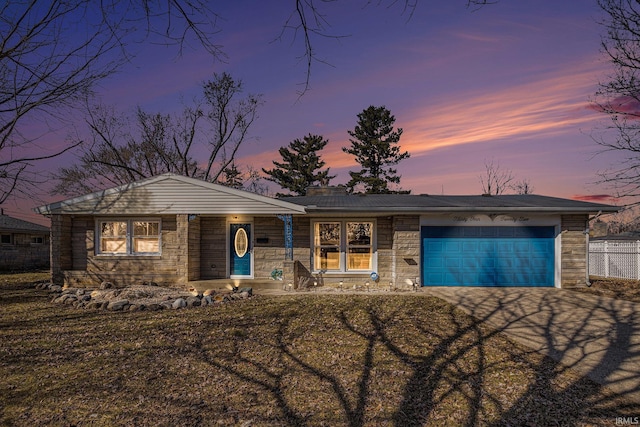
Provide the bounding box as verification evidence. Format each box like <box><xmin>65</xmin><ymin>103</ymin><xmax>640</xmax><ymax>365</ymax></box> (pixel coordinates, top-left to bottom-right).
<box><xmin>279</xmin><ymin>193</ymin><xmax>620</xmax><ymax>214</ymax></box>
<box><xmin>0</xmin><ymin>214</ymin><xmax>49</xmax><ymax>233</ymax></box>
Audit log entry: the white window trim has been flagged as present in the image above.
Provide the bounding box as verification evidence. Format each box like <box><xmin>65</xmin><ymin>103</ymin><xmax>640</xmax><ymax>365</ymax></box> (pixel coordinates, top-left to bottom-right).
<box><xmin>96</xmin><ymin>218</ymin><xmax>162</xmax><ymax>256</ymax></box>
<box><xmin>311</xmin><ymin>219</ymin><xmax>377</xmax><ymax>274</ymax></box>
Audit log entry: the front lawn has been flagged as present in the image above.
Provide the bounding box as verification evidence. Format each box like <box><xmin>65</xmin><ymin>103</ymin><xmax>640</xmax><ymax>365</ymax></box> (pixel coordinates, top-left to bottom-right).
<box><xmin>569</xmin><ymin>277</ymin><xmax>640</xmax><ymax>303</ymax></box>
<box><xmin>1</xmin><ymin>275</ymin><xmax>637</xmax><ymax>426</ymax></box>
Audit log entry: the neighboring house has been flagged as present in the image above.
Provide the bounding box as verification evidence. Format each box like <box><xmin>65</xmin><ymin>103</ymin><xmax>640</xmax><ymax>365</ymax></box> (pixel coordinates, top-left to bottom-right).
<box><xmin>0</xmin><ymin>210</ymin><xmax>50</xmax><ymax>271</ymax></box>
<box><xmin>35</xmin><ymin>173</ymin><xmax>619</xmax><ymax>289</ymax></box>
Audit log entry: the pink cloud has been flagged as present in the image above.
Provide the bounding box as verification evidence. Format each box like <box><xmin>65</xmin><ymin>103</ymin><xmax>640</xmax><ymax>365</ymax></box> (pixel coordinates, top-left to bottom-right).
<box><xmin>590</xmin><ymin>95</ymin><xmax>640</xmax><ymax>118</ymax></box>
<box><xmin>572</xmin><ymin>194</ymin><xmax>618</xmax><ymax>203</ymax></box>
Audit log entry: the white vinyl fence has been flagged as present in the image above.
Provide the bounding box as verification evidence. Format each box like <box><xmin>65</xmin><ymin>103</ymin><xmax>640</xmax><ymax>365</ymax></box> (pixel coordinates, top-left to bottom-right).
<box><xmin>589</xmin><ymin>240</ymin><xmax>640</xmax><ymax>280</ymax></box>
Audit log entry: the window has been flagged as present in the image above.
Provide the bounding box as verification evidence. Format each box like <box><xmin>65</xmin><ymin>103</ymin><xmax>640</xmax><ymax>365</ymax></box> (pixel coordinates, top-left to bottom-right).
<box><xmin>0</xmin><ymin>234</ymin><xmax>11</xmax><ymax>244</ymax></box>
<box><xmin>347</xmin><ymin>222</ymin><xmax>372</xmax><ymax>270</ymax></box>
<box><xmin>31</xmin><ymin>236</ymin><xmax>44</xmax><ymax>244</ymax></box>
<box><xmin>313</xmin><ymin>220</ymin><xmax>374</xmax><ymax>272</ymax></box>
<box><xmin>314</xmin><ymin>222</ymin><xmax>341</xmax><ymax>270</ymax></box>
<box><xmin>98</xmin><ymin>219</ymin><xmax>160</xmax><ymax>255</ymax></box>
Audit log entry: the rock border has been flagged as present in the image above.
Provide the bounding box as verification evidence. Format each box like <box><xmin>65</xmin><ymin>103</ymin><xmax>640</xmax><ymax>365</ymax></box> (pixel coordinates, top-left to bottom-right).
<box><xmin>35</xmin><ymin>282</ymin><xmax>253</xmax><ymax>312</ymax></box>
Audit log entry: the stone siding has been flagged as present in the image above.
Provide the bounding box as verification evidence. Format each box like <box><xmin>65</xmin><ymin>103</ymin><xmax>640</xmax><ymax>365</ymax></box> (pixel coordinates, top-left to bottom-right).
<box><xmin>253</xmin><ymin>216</ymin><xmax>286</xmax><ymax>280</ymax></box>
<box><xmin>392</xmin><ymin>215</ymin><xmax>421</xmax><ymax>287</ymax></box>
<box><xmin>199</xmin><ymin>217</ymin><xmax>227</xmax><ymax>279</ymax></box>
<box><xmin>58</xmin><ymin>215</ymin><xmax>183</xmax><ymax>288</ymax></box>
<box><xmin>561</xmin><ymin>214</ymin><xmax>589</xmax><ymax>287</ymax></box>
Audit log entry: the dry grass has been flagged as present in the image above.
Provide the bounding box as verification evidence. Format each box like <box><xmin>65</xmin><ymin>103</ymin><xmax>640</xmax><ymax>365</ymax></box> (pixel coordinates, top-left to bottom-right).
<box><xmin>1</xmin><ymin>274</ymin><xmax>638</xmax><ymax>426</ymax></box>
<box><xmin>569</xmin><ymin>277</ymin><xmax>640</xmax><ymax>303</ymax></box>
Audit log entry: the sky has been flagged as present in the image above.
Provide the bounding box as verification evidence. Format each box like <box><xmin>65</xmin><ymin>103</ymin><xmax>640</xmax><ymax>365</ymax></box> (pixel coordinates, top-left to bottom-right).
<box><xmin>5</xmin><ymin>0</ymin><xmax>629</xmax><ymax>225</ymax></box>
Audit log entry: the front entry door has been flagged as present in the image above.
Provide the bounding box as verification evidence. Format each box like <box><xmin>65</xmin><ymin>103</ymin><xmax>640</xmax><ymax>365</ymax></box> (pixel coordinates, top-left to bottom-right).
<box><xmin>230</xmin><ymin>223</ymin><xmax>252</xmax><ymax>277</ymax></box>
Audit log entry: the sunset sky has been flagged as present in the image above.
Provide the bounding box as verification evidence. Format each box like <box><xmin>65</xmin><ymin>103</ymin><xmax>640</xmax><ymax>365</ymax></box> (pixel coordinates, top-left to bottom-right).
<box><xmin>7</xmin><ymin>0</ymin><xmax>628</xmax><ymax>225</ymax></box>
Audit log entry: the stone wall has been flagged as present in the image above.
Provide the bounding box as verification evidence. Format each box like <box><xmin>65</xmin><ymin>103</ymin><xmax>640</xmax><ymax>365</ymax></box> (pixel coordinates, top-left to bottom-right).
<box><xmin>392</xmin><ymin>215</ymin><xmax>421</xmax><ymax>287</ymax></box>
<box><xmin>200</xmin><ymin>217</ymin><xmax>226</xmax><ymax>279</ymax></box>
<box><xmin>59</xmin><ymin>215</ymin><xmax>183</xmax><ymax>288</ymax></box>
<box><xmin>561</xmin><ymin>214</ymin><xmax>589</xmax><ymax>287</ymax></box>
<box><xmin>253</xmin><ymin>216</ymin><xmax>286</xmax><ymax>280</ymax></box>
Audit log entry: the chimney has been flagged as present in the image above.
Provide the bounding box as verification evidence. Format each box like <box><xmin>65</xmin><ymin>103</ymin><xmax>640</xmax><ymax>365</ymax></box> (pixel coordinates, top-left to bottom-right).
<box><xmin>305</xmin><ymin>185</ymin><xmax>348</xmax><ymax>196</ymax></box>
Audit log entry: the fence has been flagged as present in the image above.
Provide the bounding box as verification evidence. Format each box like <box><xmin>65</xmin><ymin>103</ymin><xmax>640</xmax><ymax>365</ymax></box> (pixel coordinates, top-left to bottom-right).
<box><xmin>589</xmin><ymin>240</ymin><xmax>640</xmax><ymax>280</ymax></box>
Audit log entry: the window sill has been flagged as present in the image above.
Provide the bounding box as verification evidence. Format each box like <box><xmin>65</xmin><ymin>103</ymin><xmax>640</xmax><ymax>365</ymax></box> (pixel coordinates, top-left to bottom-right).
<box><xmin>95</xmin><ymin>254</ymin><xmax>162</xmax><ymax>259</ymax></box>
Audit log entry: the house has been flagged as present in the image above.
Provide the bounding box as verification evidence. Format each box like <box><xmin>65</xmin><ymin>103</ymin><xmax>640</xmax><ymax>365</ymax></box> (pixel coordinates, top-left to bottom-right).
<box><xmin>35</xmin><ymin>173</ymin><xmax>619</xmax><ymax>289</ymax></box>
<box><xmin>0</xmin><ymin>210</ymin><xmax>50</xmax><ymax>271</ymax></box>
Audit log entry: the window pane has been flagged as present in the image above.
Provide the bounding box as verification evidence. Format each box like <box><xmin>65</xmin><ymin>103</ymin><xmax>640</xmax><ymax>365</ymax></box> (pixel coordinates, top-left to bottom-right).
<box><xmin>133</xmin><ymin>221</ymin><xmax>160</xmax><ymax>253</ymax></box>
<box><xmin>134</xmin><ymin>221</ymin><xmax>159</xmax><ymax>236</ymax></box>
<box><xmin>315</xmin><ymin>247</ymin><xmax>341</xmax><ymax>270</ymax></box>
<box><xmin>102</xmin><ymin>238</ymin><xmax>126</xmax><ymax>253</ymax></box>
<box><xmin>101</xmin><ymin>222</ymin><xmax>127</xmax><ymax>237</ymax></box>
<box><xmin>348</xmin><ymin>247</ymin><xmax>372</xmax><ymax>270</ymax></box>
<box><xmin>100</xmin><ymin>222</ymin><xmax>127</xmax><ymax>253</ymax></box>
<box><xmin>315</xmin><ymin>223</ymin><xmax>340</xmax><ymax>246</ymax></box>
<box><xmin>133</xmin><ymin>237</ymin><xmax>159</xmax><ymax>253</ymax></box>
<box><xmin>347</xmin><ymin>222</ymin><xmax>371</xmax><ymax>246</ymax></box>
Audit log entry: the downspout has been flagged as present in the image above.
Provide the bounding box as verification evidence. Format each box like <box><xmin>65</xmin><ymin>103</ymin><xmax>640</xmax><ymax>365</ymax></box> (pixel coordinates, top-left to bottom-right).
<box><xmin>585</xmin><ymin>211</ymin><xmax>602</xmax><ymax>287</ymax></box>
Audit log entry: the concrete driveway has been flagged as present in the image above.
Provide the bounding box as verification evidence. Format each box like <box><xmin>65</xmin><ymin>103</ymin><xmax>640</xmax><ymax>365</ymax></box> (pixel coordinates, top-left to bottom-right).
<box><xmin>423</xmin><ymin>287</ymin><xmax>640</xmax><ymax>403</ymax></box>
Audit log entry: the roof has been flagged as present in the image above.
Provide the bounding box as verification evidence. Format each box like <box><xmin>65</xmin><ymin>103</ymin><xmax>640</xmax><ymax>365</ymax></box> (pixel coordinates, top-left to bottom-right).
<box><xmin>35</xmin><ymin>174</ymin><xmax>306</xmax><ymax>216</ymax></box>
<box><xmin>280</xmin><ymin>193</ymin><xmax>620</xmax><ymax>215</ymax></box>
<box><xmin>0</xmin><ymin>214</ymin><xmax>49</xmax><ymax>233</ymax></box>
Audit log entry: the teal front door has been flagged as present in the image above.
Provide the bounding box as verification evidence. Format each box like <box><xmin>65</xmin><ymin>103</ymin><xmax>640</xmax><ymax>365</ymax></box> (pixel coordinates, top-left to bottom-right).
<box><xmin>230</xmin><ymin>223</ymin><xmax>252</xmax><ymax>277</ymax></box>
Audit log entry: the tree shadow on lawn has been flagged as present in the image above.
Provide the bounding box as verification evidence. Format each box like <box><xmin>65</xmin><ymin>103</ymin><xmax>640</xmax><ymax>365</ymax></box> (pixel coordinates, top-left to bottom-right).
<box><xmin>2</xmin><ymin>289</ymin><xmax>639</xmax><ymax>426</ymax></box>
<box><xmin>191</xmin><ymin>295</ymin><xmax>639</xmax><ymax>426</ymax></box>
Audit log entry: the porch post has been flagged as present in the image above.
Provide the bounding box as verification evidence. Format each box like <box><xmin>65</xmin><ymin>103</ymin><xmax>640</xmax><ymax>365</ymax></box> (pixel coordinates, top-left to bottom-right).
<box><xmin>277</xmin><ymin>214</ymin><xmax>293</xmax><ymax>260</ymax></box>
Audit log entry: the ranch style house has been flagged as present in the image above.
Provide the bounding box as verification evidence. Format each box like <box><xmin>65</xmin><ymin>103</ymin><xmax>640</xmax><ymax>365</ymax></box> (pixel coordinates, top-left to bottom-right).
<box><xmin>35</xmin><ymin>173</ymin><xmax>619</xmax><ymax>289</ymax></box>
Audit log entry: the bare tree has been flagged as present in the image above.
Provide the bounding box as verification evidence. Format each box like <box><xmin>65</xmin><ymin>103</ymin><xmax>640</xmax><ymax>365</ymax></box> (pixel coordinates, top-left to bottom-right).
<box><xmin>4</xmin><ymin>1</ymin><xmax>498</xmax><ymax>202</ymax></box>
<box><xmin>0</xmin><ymin>1</ymin><xmax>224</xmax><ymax>203</ymax></box>
<box><xmin>479</xmin><ymin>159</ymin><xmax>515</xmax><ymax>195</ymax></box>
<box><xmin>282</xmin><ymin>0</ymin><xmax>494</xmax><ymax>95</ymax></box>
<box><xmin>202</xmin><ymin>72</ymin><xmax>264</xmax><ymax>183</ymax></box>
<box><xmin>511</xmin><ymin>178</ymin><xmax>535</xmax><ymax>195</ymax></box>
<box><xmin>52</xmin><ymin>73</ymin><xmax>263</xmax><ymax>196</ymax></box>
<box><xmin>593</xmin><ymin>0</ymin><xmax>640</xmax><ymax>201</ymax></box>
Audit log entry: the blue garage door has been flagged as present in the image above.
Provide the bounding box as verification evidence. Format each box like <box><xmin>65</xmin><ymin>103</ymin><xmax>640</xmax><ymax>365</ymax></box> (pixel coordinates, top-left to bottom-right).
<box><xmin>421</xmin><ymin>226</ymin><xmax>555</xmax><ymax>287</ymax></box>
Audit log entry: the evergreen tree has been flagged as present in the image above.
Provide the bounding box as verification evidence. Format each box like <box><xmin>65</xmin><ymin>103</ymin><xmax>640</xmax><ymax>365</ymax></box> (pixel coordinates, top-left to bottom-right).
<box><xmin>263</xmin><ymin>134</ymin><xmax>335</xmax><ymax>196</ymax></box>
<box><xmin>343</xmin><ymin>105</ymin><xmax>410</xmax><ymax>194</ymax></box>
<box><xmin>219</xmin><ymin>162</ymin><xmax>244</xmax><ymax>189</ymax></box>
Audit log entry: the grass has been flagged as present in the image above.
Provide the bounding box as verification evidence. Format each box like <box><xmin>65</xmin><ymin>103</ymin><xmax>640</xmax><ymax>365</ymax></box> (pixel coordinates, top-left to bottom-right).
<box><xmin>569</xmin><ymin>277</ymin><xmax>640</xmax><ymax>303</ymax></box>
<box><xmin>1</xmin><ymin>274</ymin><xmax>638</xmax><ymax>426</ymax></box>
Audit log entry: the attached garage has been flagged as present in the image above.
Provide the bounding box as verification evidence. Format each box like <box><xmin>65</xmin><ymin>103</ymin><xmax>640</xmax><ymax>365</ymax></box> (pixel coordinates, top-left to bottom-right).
<box><xmin>421</xmin><ymin>225</ymin><xmax>556</xmax><ymax>287</ymax></box>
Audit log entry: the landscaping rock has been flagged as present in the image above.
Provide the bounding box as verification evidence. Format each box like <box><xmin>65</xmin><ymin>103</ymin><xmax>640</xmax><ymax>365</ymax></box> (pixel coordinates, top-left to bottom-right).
<box><xmin>107</xmin><ymin>300</ymin><xmax>129</xmax><ymax>311</ymax></box>
<box><xmin>172</xmin><ymin>298</ymin><xmax>187</xmax><ymax>309</ymax></box>
<box><xmin>185</xmin><ymin>296</ymin><xmax>201</xmax><ymax>307</ymax></box>
<box><xmin>147</xmin><ymin>303</ymin><xmax>162</xmax><ymax>311</ymax></box>
<box><xmin>203</xmin><ymin>289</ymin><xmax>216</xmax><ymax>296</ymax></box>
<box><xmin>100</xmin><ymin>281</ymin><xmax>114</xmax><ymax>290</ymax></box>
<box><xmin>104</xmin><ymin>290</ymin><xmax>122</xmax><ymax>300</ymax></box>
<box><xmin>238</xmin><ymin>287</ymin><xmax>253</xmax><ymax>296</ymax></box>
<box><xmin>202</xmin><ymin>295</ymin><xmax>212</xmax><ymax>306</ymax></box>
<box><xmin>49</xmin><ymin>285</ymin><xmax>62</xmax><ymax>292</ymax></box>
<box><xmin>86</xmin><ymin>301</ymin><xmax>102</xmax><ymax>310</ymax></box>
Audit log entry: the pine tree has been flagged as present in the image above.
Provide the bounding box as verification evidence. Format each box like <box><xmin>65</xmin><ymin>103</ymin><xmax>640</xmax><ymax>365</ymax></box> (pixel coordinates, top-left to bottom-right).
<box><xmin>219</xmin><ymin>162</ymin><xmax>244</xmax><ymax>189</ymax></box>
<box><xmin>343</xmin><ymin>105</ymin><xmax>410</xmax><ymax>194</ymax></box>
<box><xmin>262</xmin><ymin>134</ymin><xmax>335</xmax><ymax>196</ymax></box>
